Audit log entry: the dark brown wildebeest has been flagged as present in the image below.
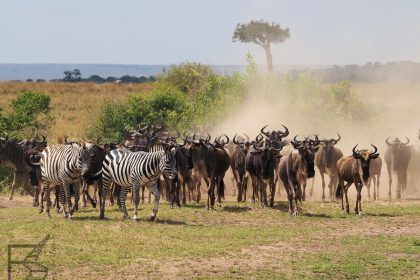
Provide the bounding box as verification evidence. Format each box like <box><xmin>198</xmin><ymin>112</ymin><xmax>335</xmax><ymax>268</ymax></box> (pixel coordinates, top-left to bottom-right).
<box><xmin>336</xmin><ymin>145</ymin><xmax>379</xmax><ymax>215</ymax></box>
<box><xmin>246</xmin><ymin>131</ymin><xmax>286</xmax><ymax>208</ymax></box>
<box><xmin>384</xmin><ymin>137</ymin><xmax>412</xmax><ymax>199</ymax></box>
<box><xmin>366</xmin><ymin>157</ymin><xmax>382</xmax><ymax>200</ymax></box>
<box><xmin>230</xmin><ymin>134</ymin><xmax>254</xmax><ymax>202</ymax></box>
<box><xmin>0</xmin><ymin>134</ymin><xmax>47</xmax><ymax>200</ymax></box>
<box><xmin>314</xmin><ymin>133</ymin><xmax>343</xmax><ymax>202</ymax></box>
<box><xmin>189</xmin><ymin>134</ymin><xmax>230</xmax><ymax>209</ymax></box>
<box><xmin>278</xmin><ymin>136</ymin><xmax>319</xmax><ymax>215</ymax></box>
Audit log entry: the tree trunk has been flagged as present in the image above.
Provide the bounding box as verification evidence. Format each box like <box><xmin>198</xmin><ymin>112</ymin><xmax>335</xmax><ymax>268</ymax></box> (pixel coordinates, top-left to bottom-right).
<box><xmin>265</xmin><ymin>44</ymin><xmax>273</xmax><ymax>73</ymax></box>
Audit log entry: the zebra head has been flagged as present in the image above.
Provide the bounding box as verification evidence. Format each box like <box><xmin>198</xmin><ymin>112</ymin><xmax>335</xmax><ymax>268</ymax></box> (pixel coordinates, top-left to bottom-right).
<box><xmin>160</xmin><ymin>145</ymin><xmax>177</xmax><ymax>180</ymax></box>
<box><xmin>0</xmin><ymin>133</ymin><xmax>9</xmax><ymax>152</ymax></box>
<box><xmin>79</xmin><ymin>142</ymin><xmax>106</xmax><ymax>182</ymax></box>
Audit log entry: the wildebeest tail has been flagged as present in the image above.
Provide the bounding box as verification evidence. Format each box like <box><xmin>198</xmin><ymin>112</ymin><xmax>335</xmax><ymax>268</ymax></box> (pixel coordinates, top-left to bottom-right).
<box><xmin>335</xmin><ymin>184</ymin><xmax>342</xmax><ymax>199</ymax></box>
<box><xmin>218</xmin><ymin>178</ymin><xmax>225</xmax><ymax>199</ymax></box>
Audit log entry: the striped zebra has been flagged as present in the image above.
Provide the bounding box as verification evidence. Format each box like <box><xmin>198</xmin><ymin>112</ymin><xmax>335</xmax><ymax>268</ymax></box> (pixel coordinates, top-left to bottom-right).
<box><xmin>40</xmin><ymin>143</ymin><xmax>102</xmax><ymax>219</ymax></box>
<box><xmin>100</xmin><ymin>145</ymin><xmax>177</xmax><ymax>220</ymax></box>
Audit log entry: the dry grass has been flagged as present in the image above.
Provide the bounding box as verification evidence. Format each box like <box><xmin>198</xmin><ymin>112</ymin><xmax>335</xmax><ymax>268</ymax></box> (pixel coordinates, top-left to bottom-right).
<box><xmin>0</xmin><ymin>82</ymin><xmax>153</xmax><ymax>141</ymax></box>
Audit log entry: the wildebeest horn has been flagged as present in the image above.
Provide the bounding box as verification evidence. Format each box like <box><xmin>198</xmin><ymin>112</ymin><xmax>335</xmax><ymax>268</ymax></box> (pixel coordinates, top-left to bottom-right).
<box><xmin>279</xmin><ymin>124</ymin><xmax>289</xmax><ymax>137</ymax></box>
<box><xmin>221</xmin><ymin>134</ymin><xmax>229</xmax><ymax>145</ymax></box>
<box><xmin>385</xmin><ymin>137</ymin><xmax>392</xmax><ymax>146</ymax></box>
<box><xmin>370</xmin><ymin>144</ymin><xmax>378</xmax><ymax>155</ymax></box>
<box><xmin>206</xmin><ymin>134</ymin><xmax>211</xmax><ymax>142</ymax></box>
<box><xmin>402</xmin><ymin>137</ymin><xmax>410</xmax><ymax>145</ymax></box>
<box><xmin>256</xmin><ymin>133</ymin><xmax>264</xmax><ymax>142</ymax></box>
<box><xmin>64</xmin><ymin>136</ymin><xmax>69</xmax><ymax>144</ymax></box>
<box><xmin>233</xmin><ymin>134</ymin><xmax>244</xmax><ymax>145</ymax></box>
<box><xmin>333</xmin><ymin>133</ymin><xmax>341</xmax><ymax>144</ymax></box>
<box><xmin>352</xmin><ymin>144</ymin><xmax>360</xmax><ymax>157</ymax></box>
<box><xmin>261</xmin><ymin>125</ymin><xmax>270</xmax><ymax>137</ymax></box>
<box><xmin>243</xmin><ymin>133</ymin><xmax>250</xmax><ymax>142</ymax></box>
<box><xmin>269</xmin><ymin>145</ymin><xmax>283</xmax><ymax>152</ymax></box>
<box><xmin>122</xmin><ymin>141</ymin><xmax>131</xmax><ymax>148</ymax></box>
<box><xmin>291</xmin><ymin>141</ymin><xmax>301</xmax><ymax>149</ymax></box>
<box><xmin>252</xmin><ymin>142</ymin><xmax>263</xmax><ymax>151</ymax></box>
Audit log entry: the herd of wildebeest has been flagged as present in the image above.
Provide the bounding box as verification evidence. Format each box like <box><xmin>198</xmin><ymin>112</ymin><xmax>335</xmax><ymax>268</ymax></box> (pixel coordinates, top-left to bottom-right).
<box><xmin>0</xmin><ymin>124</ymin><xmax>418</xmax><ymax>220</ymax></box>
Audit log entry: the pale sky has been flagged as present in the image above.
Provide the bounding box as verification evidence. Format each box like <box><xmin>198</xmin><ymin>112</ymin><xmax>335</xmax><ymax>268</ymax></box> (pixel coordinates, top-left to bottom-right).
<box><xmin>1</xmin><ymin>0</ymin><xmax>420</xmax><ymax>65</ymax></box>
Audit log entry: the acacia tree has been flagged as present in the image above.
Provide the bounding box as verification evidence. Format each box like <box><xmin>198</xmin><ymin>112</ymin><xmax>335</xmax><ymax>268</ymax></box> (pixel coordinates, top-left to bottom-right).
<box><xmin>233</xmin><ymin>20</ymin><xmax>290</xmax><ymax>72</ymax></box>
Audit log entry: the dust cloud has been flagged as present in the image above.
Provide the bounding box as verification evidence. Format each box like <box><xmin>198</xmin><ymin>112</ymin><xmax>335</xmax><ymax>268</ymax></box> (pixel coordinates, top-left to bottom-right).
<box><xmin>211</xmin><ymin>79</ymin><xmax>420</xmax><ymax>201</ymax></box>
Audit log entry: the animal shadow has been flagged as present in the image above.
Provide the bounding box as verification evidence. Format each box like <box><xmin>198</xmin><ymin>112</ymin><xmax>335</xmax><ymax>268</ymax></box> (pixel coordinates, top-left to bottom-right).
<box><xmin>222</xmin><ymin>205</ymin><xmax>252</xmax><ymax>213</ymax></box>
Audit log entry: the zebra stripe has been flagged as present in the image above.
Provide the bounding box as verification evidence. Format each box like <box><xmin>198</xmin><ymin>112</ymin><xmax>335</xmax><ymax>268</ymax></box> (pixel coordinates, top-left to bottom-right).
<box><xmin>100</xmin><ymin>148</ymin><xmax>176</xmax><ymax>220</ymax></box>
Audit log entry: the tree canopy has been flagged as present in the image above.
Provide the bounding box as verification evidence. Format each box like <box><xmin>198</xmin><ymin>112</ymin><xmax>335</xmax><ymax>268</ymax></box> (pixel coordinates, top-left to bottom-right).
<box><xmin>233</xmin><ymin>20</ymin><xmax>290</xmax><ymax>72</ymax></box>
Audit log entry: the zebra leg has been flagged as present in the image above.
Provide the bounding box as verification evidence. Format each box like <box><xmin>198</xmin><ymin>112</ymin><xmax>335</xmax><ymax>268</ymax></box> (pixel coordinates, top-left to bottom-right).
<box><xmin>63</xmin><ymin>184</ymin><xmax>72</xmax><ymax>219</ymax></box>
<box><xmin>120</xmin><ymin>187</ymin><xmax>129</xmax><ymax>219</ymax></box>
<box><xmin>149</xmin><ymin>183</ymin><xmax>160</xmax><ymax>221</ymax></box>
<box><xmin>43</xmin><ymin>183</ymin><xmax>51</xmax><ymax>219</ymax></box>
<box><xmin>73</xmin><ymin>184</ymin><xmax>80</xmax><ymax>212</ymax></box>
<box><xmin>141</xmin><ymin>185</ymin><xmax>145</xmax><ymax>203</ymax></box>
<box><xmin>132</xmin><ymin>183</ymin><xmax>140</xmax><ymax>220</ymax></box>
<box><xmin>55</xmin><ymin>186</ymin><xmax>62</xmax><ymax>213</ymax></box>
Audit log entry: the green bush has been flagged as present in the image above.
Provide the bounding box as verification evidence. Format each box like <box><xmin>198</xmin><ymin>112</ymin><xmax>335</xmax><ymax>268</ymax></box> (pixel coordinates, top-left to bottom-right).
<box><xmin>87</xmin><ymin>62</ymin><xmax>247</xmax><ymax>138</ymax></box>
<box><xmin>1</xmin><ymin>91</ymin><xmax>53</xmax><ymax>138</ymax></box>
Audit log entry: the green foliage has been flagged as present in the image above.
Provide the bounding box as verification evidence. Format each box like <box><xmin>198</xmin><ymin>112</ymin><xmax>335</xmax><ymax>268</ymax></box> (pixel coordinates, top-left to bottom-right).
<box><xmin>1</xmin><ymin>91</ymin><xmax>53</xmax><ymax>137</ymax></box>
<box><xmin>283</xmin><ymin>72</ymin><xmax>375</xmax><ymax>124</ymax></box>
<box><xmin>159</xmin><ymin>62</ymin><xmax>220</xmax><ymax>95</ymax></box>
<box><xmin>127</xmin><ymin>84</ymin><xmax>192</xmax><ymax>130</ymax></box>
<box><xmin>232</xmin><ymin>19</ymin><xmax>290</xmax><ymax>47</ymax></box>
<box><xmin>87</xmin><ymin>62</ymin><xmax>247</xmax><ymax>138</ymax></box>
<box><xmin>245</xmin><ymin>51</ymin><xmax>257</xmax><ymax>77</ymax></box>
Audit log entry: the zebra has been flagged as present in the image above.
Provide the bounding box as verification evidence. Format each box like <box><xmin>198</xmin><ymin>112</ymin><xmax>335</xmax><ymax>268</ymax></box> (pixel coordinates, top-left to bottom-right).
<box><xmin>100</xmin><ymin>145</ymin><xmax>177</xmax><ymax>220</ymax></box>
<box><xmin>39</xmin><ymin>142</ymin><xmax>102</xmax><ymax>219</ymax></box>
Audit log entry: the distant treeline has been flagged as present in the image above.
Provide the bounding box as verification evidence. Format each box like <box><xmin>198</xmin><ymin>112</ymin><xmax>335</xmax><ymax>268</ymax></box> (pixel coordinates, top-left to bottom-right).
<box><xmin>304</xmin><ymin>61</ymin><xmax>420</xmax><ymax>83</ymax></box>
<box><xmin>16</xmin><ymin>68</ymin><xmax>155</xmax><ymax>84</ymax></box>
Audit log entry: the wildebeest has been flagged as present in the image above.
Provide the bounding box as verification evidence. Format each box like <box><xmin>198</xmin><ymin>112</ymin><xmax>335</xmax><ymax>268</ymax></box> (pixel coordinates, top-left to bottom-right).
<box><xmin>230</xmin><ymin>134</ymin><xmax>254</xmax><ymax>202</ymax></box>
<box><xmin>384</xmin><ymin>137</ymin><xmax>412</xmax><ymax>199</ymax></box>
<box><xmin>188</xmin><ymin>134</ymin><xmax>230</xmax><ymax>209</ymax></box>
<box><xmin>336</xmin><ymin>145</ymin><xmax>379</xmax><ymax>215</ymax></box>
<box><xmin>314</xmin><ymin>133</ymin><xmax>343</xmax><ymax>202</ymax></box>
<box><xmin>0</xmin><ymin>134</ymin><xmax>47</xmax><ymax>200</ymax></box>
<box><xmin>366</xmin><ymin>157</ymin><xmax>382</xmax><ymax>200</ymax></box>
<box><xmin>278</xmin><ymin>135</ymin><xmax>319</xmax><ymax>215</ymax></box>
<box><xmin>246</xmin><ymin>127</ymin><xmax>287</xmax><ymax>208</ymax></box>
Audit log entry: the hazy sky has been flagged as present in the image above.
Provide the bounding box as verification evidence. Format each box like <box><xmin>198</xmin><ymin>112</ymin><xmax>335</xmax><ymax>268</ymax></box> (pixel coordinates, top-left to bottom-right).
<box><xmin>1</xmin><ymin>0</ymin><xmax>420</xmax><ymax>65</ymax></box>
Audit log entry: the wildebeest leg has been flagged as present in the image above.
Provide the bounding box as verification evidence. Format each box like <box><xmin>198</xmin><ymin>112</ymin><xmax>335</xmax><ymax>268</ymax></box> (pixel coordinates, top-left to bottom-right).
<box><xmin>9</xmin><ymin>170</ymin><xmax>18</xmax><ymax>200</ymax></box>
<box><xmin>386</xmin><ymin>163</ymin><xmax>392</xmax><ymax>200</ymax></box>
<box><xmin>132</xmin><ymin>182</ymin><xmax>140</xmax><ymax>220</ymax></box>
<box><xmin>376</xmin><ymin>174</ymin><xmax>380</xmax><ymax>200</ymax></box>
<box><xmin>402</xmin><ymin>171</ymin><xmax>408</xmax><ymax>198</ymax></box>
<box><xmin>366</xmin><ymin>177</ymin><xmax>372</xmax><ymax>201</ymax></box>
<box><xmin>302</xmin><ymin>183</ymin><xmax>306</xmax><ymax>202</ymax></box>
<box><xmin>327</xmin><ymin>173</ymin><xmax>335</xmax><ymax>202</ymax></box>
<box><xmin>396</xmin><ymin>172</ymin><xmax>402</xmax><ymax>199</ymax></box>
<box><xmin>232</xmin><ymin>170</ymin><xmax>241</xmax><ymax>202</ymax></box>
<box><xmin>141</xmin><ymin>185</ymin><xmax>145</xmax><ymax>203</ymax></box>
<box><xmin>344</xmin><ymin>183</ymin><xmax>351</xmax><ymax>214</ymax></box>
<box><xmin>242</xmin><ymin>175</ymin><xmax>248</xmax><ymax>202</ymax></box>
<box><xmin>372</xmin><ymin>176</ymin><xmax>377</xmax><ymax>200</ymax></box>
<box><xmin>207</xmin><ymin>175</ymin><xmax>216</xmax><ymax>210</ymax></box>
<box><xmin>320</xmin><ymin>171</ymin><xmax>326</xmax><ymax>202</ymax></box>
<box><xmin>82</xmin><ymin>182</ymin><xmax>87</xmax><ymax>207</ymax></box>
<box><xmin>149</xmin><ymin>182</ymin><xmax>160</xmax><ymax>221</ymax></box>
<box><xmin>84</xmin><ymin>183</ymin><xmax>97</xmax><ymax>208</ymax></box>
<box><xmin>309</xmin><ymin>177</ymin><xmax>315</xmax><ymax>197</ymax></box>
<box><xmin>99</xmin><ymin>179</ymin><xmax>109</xmax><ymax>220</ymax></box>
<box><xmin>251</xmin><ymin>176</ymin><xmax>258</xmax><ymax>203</ymax></box>
<box><xmin>216</xmin><ymin>175</ymin><xmax>225</xmax><ymax>207</ymax></box>
<box><xmin>293</xmin><ymin>184</ymin><xmax>299</xmax><ymax>216</ymax></box>
<box><xmin>269</xmin><ymin>178</ymin><xmax>276</xmax><ymax>207</ymax></box>
<box><xmin>108</xmin><ymin>183</ymin><xmax>114</xmax><ymax>206</ymax></box>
